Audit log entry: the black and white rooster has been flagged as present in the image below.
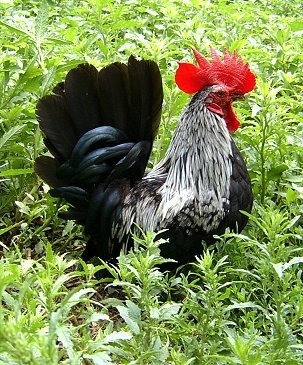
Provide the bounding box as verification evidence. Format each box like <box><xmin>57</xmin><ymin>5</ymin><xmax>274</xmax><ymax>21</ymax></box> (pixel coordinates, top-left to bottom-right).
<box><xmin>35</xmin><ymin>48</ymin><xmax>256</xmax><ymax>265</ymax></box>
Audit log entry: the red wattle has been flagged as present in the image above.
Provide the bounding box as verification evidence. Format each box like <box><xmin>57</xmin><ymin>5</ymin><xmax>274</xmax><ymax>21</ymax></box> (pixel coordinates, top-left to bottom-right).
<box><xmin>224</xmin><ymin>103</ymin><xmax>240</xmax><ymax>133</ymax></box>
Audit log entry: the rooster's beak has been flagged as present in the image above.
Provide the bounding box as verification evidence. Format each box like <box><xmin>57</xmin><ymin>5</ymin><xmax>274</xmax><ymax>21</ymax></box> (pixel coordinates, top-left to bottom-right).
<box><xmin>231</xmin><ymin>94</ymin><xmax>245</xmax><ymax>101</ymax></box>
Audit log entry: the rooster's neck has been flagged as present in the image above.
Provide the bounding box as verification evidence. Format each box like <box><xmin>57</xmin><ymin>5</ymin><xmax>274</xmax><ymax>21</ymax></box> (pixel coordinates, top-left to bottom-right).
<box><xmin>151</xmin><ymin>98</ymin><xmax>233</xmax><ymax>188</ymax></box>
<box><xmin>147</xmin><ymin>98</ymin><xmax>234</xmax><ymax>232</ymax></box>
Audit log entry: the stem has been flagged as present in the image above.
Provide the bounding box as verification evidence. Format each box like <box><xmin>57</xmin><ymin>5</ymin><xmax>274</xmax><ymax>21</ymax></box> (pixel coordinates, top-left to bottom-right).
<box><xmin>260</xmin><ymin>115</ymin><xmax>268</xmax><ymax>205</ymax></box>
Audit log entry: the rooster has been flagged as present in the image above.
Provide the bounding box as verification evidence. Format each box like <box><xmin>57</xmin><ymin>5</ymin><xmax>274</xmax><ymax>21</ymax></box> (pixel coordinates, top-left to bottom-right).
<box><xmin>35</xmin><ymin>48</ymin><xmax>256</xmax><ymax>266</ymax></box>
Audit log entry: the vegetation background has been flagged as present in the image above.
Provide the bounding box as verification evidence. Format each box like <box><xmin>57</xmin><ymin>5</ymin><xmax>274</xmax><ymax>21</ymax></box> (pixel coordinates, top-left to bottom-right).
<box><xmin>0</xmin><ymin>0</ymin><xmax>303</xmax><ymax>363</ymax></box>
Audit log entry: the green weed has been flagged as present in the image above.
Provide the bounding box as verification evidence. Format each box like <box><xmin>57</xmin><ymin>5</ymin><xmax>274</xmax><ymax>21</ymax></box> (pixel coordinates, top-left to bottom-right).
<box><xmin>0</xmin><ymin>0</ymin><xmax>302</xmax><ymax>363</ymax></box>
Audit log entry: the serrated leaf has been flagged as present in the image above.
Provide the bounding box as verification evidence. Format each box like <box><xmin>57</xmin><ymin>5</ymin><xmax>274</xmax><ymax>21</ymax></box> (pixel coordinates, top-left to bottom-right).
<box><xmin>125</xmin><ymin>300</ymin><xmax>141</xmax><ymax>319</ymax></box>
<box><xmin>89</xmin><ymin>312</ymin><xmax>110</xmax><ymax>323</ymax></box>
<box><xmin>83</xmin><ymin>352</ymin><xmax>113</xmax><ymax>365</ymax></box>
<box><xmin>56</xmin><ymin>325</ymin><xmax>74</xmax><ymax>359</ymax></box>
<box><xmin>35</xmin><ymin>0</ymin><xmax>49</xmax><ymax>44</ymax></box>
<box><xmin>0</xmin><ymin>20</ymin><xmax>32</xmax><ymax>38</ymax></box>
<box><xmin>103</xmin><ymin>331</ymin><xmax>132</xmax><ymax>344</ymax></box>
<box><xmin>159</xmin><ymin>302</ymin><xmax>181</xmax><ymax>320</ymax></box>
<box><xmin>116</xmin><ymin>305</ymin><xmax>140</xmax><ymax>335</ymax></box>
<box><xmin>0</xmin><ymin>125</ymin><xmax>25</xmax><ymax>152</ymax></box>
<box><xmin>2</xmin><ymin>105</ymin><xmax>23</xmax><ymax>122</ymax></box>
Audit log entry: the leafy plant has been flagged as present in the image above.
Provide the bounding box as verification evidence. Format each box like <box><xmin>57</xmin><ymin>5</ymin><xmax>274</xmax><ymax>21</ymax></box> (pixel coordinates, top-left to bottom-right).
<box><xmin>0</xmin><ymin>0</ymin><xmax>302</xmax><ymax>363</ymax></box>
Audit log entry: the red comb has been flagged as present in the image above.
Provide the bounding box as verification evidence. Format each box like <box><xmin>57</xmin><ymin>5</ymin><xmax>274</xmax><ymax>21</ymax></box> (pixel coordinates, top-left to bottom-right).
<box><xmin>175</xmin><ymin>47</ymin><xmax>256</xmax><ymax>94</ymax></box>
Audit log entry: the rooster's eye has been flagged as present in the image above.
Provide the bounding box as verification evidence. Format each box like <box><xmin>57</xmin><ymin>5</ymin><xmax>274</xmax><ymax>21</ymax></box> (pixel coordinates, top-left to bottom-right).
<box><xmin>216</xmin><ymin>91</ymin><xmax>226</xmax><ymax>98</ymax></box>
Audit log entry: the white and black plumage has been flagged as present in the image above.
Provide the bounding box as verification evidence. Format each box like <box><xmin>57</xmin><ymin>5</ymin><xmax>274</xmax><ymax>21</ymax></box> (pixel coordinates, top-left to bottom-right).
<box><xmin>35</xmin><ymin>49</ymin><xmax>256</xmax><ymax>266</ymax></box>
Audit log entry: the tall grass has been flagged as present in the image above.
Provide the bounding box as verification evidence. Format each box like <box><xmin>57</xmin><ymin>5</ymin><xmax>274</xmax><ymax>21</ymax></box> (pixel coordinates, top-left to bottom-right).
<box><xmin>0</xmin><ymin>0</ymin><xmax>302</xmax><ymax>363</ymax></box>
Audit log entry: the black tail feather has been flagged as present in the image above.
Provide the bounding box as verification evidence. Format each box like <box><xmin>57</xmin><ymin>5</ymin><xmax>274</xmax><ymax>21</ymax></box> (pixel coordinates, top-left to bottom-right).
<box><xmin>98</xmin><ymin>62</ymin><xmax>130</xmax><ymax>132</ymax></box>
<box><xmin>128</xmin><ymin>56</ymin><xmax>163</xmax><ymax>143</ymax></box>
<box><xmin>35</xmin><ymin>156</ymin><xmax>63</xmax><ymax>187</ymax></box>
<box><xmin>36</xmin><ymin>55</ymin><xmax>163</xmax><ymax>188</ymax></box>
<box><xmin>37</xmin><ymin>95</ymin><xmax>77</xmax><ymax>159</ymax></box>
<box><xmin>106</xmin><ymin>140</ymin><xmax>151</xmax><ymax>184</ymax></box>
<box><xmin>64</xmin><ymin>64</ymin><xmax>101</xmax><ymax>136</ymax></box>
<box><xmin>35</xmin><ymin>55</ymin><xmax>163</xmax><ymax>262</ymax></box>
<box><xmin>52</xmin><ymin>81</ymin><xmax>65</xmax><ymax>96</ymax></box>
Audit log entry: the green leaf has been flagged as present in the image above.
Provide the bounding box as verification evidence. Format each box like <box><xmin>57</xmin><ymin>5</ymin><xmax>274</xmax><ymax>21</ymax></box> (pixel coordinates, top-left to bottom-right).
<box><xmin>0</xmin><ymin>224</ymin><xmax>18</xmax><ymax>236</ymax></box>
<box><xmin>56</xmin><ymin>325</ymin><xmax>75</xmax><ymax>359</ymax></box>
<box><xmin>116</xmin><ymin>304</ymin><xmax>140</xmax><ymax>335</ymax></box>
<box><xmin>103</xmin><ymin>331</ymin><xmax>132</xmax><ymax>344</ymax></box>
<box><xmin>45</xmin><ymin>36</ymin><xmax>72</xmax><ymax>45</ymax></box>
<box><xmin>224</xmin><ymin>302</ymin><xmax>269</xmax><ymax>319</ymax></box>
<box><xmin>0</xmin><ymin>125</ymin><xmax>25</xmax><ymax>152</ymax></box>
<box><xmin>286</xmin><ymin>188</ymin><xmax>297</xmax><ymax>204</ymax></box>
<box><xmin>158</xmin><ymin>302</ymin><xmax>181</xmax><ymax>320</ymax></box>
<box><xmin>266</xmin><ymin>164</ymin><xmax>288</xmax><ymax>181</ymax></box>
<box><xmin>272</xmin><ymin>262</ymin><xmax>284</xmax><ymax>280</ymax></box>
<box><xmin>88</xmin><ymin>313</ymin><xmax>110</xmax><ymax>323</ymax></box>
<box><xmin>83</xmin><ymin>352</ymin><xmax>113</xmax><ymax>365</ymax></box>
<box><xmin>0</xmin><ymin>20</ymin><xmax>32</xmax><ymax>38</ymax></box>
<box><xmin>0</xmin><ymin>168</ymin><xmax>33</xmax><ymax>177</ymax></box>
<box><xmin>283</xmin><ymin>257</ymin><xmax>303</xmax><ymax>272</ymax></box>
<box><xmin>15</xmin><ymin>201</ymin><xmax>30</xmax><ymax>215</ymax></box>
<box><xmin>290</xmin><ymin>20</ymin><xmax>303</xmax><ymax>31</ymax></box>
<box><xmin>35</xmin><ymin>0</ymin><xmax>49</xmax><ymax>44</ymax></box>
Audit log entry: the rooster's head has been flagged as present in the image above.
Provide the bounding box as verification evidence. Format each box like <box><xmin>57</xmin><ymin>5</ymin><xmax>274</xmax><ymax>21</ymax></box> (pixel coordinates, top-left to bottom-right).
<box><xmin>175</xmin><ymin>47</ymin><xmax>256</xmax><ymax>133</ymax></box>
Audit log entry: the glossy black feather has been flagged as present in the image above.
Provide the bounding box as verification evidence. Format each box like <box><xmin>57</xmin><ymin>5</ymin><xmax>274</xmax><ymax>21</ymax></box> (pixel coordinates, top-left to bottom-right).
<box><xmin>50</xmin><ymin>186</ymin><xmax>89</xmax><ymax>206</ymax></box>
<box><xmin>97</xmin><ymin>56</ymin><xmax>163</xmax><ymax>144</ymax></box>
<box><xmin>58</xmin><ymin>207</ymin><xmax>87</xmax><ymax>222</ymax></box>
<box><xmin>98</xmin><ymin>62</ymin><xmax>130</xmax><ymax>131</ymax></box>
<box><xmin>106</xmin><ymin>140</ymin><xmax>151</xmax><ymax>184</ymax></box>
<box><xmin>64</xmin><ymin>64</ymin><xmax>101</xmax><ymax>136</ymax></box>
<box><xmin>37</xmin><ymin>95</ymin><xmax>77</xmax><ymax>159</ymax></box>
<box><xmin>128</xmin><ymin>56</ymin><xmax>163</xmax><ymax>142</ymax></box>
<box><xmin>83</xmin><ymin>186</ymin><xmax>123</xmax><ymax>249</ymax></box>
<box><xmin>221</xmin><ymin>140</ymin><xmax>253</xmax><ymax>232</ymax></box>
<box><xmin>90</xmin><ymin>187</ymin><xmax>121</xmax><ymax>259</ymax></box>
<box><xmin>36</xmin><ymin>56</ymin><xmax>163</xmax><ymax>190</ymax></box>
<box><xmin>52</xmin><ymin>81</ymin><xmax>65</xmax><ymax>97</ymax></box>
<box><xmin>34</xmin><ymin>156</ymin><xmax>63</xmax><ymax>187</ymax></box>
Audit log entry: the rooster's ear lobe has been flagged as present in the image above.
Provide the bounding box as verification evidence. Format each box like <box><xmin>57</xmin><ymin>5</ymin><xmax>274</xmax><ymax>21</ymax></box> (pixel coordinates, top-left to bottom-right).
<box><xmin>175</xmin><ymin>62</ymin><xmax>205</xmax><ymax>94</ymax></box>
